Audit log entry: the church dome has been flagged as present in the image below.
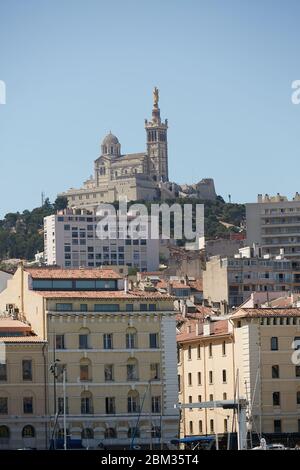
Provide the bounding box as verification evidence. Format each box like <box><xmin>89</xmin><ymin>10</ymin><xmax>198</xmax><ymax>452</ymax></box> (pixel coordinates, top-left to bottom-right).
<box><xmin>101</xmin><ymin>132</ymin><xmax>121</xmax><ymax>157</ymax></box>
<box><xmin>102</xmin><ymin>132</ymin><xmax>120</xmax><ymax>146</ymax></box>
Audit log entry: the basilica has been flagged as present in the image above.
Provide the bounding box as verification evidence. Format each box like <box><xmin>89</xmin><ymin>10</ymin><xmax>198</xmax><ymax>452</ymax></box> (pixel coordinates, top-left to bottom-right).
<box><xmin>59</xmin><ymin>88</ymin><xmax>177</xmax><ymax>209</ymax></box>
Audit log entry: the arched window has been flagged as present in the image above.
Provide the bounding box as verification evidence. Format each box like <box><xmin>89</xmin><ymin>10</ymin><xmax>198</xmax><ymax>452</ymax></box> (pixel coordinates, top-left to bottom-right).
<box><xmin>81</xmin><ymin>391</ymin><xmax>93</xmax><ymax>414</ymax></box>
<box><xmin>151</xmin><ymin>426</ymin><xmax>161</xmax><ymax>438</ymax></box>
<box><xmin>80</xmin><ymin>358</ymin><xmax>92</xmax><ymax>381</ymax></box>
<box><xmin>0</xmin><ymin>426</ymin><xmax>9</xmax><ymax>439</ymax></box>
<box><xmin>104</xmin><ymin>428</ymin><xmax>117</xmax><ymax>439</ymax></box>
<box><xmin>22</xmin><ymin>425</ymin><xmax>35</xmax><ymax>438</ymax></box>
<box><xmin>57</xmin><ymin>428</ymin><xmax>69</xmax><ymax>439</ymax></box>
<box><xmin>127</xmin><ymin>390</ymin><xmax>140</xmax><ymax>413</ymax></box>
<box><xmin>81</xmin><ymin>428</ymin><xmax>94</xmax><ymax>439</ymax></box>
<box><xmin>127</xmin><ymin>358</ymin><xmax>138</xmax><ymax>381</ymax></box>
<box><xmin>128</xmin><ymin>427</ymin><xmax>140</xmax><ymax>438</ymax></box>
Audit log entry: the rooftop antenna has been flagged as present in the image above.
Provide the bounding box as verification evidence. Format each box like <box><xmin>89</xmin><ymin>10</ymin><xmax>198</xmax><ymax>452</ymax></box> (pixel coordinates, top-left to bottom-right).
<box><xmin>228</xmin><ymin>194</ymin><xmax>232</xmax><ymax>204</ymax></box>
<box><xmin>41</xmin><ymin>191</ymin><xmax>45</xmax><ymax>206</ymax></box>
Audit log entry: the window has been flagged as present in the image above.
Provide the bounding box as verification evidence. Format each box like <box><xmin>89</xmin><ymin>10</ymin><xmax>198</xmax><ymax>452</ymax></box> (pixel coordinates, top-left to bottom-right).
<box><xmin>23</xmin><ymin>397</ymin><xmax>33</xmax><ymax>414</ymax></box>
<box><xmin>105</xmin><ymin>428</ymin><xmax>117</xmax><ymax>439</ymax></box>
<box><xmin>56</xmin><ymin>335</ymin><xmax>65</xmax><ymax>350</ymax></box>
<box><xmin>273</xmin><ymin>392</ymin><xmax>280</xmax><ymax>406</ymax></box>
<box><xmin>188</xmin><ymin>373</ymin><xmax>192</xmax><ymax>386</ymax></box>
<box><xmin>274</xmin><ymin>420</ymin><xmax>281</xmax><ymax>433</ymax></box>
<box><xmin>188</xmin><ymin>395</ymin><xmax>193</xmax><ymax>410</ymax></box>
<box><xmin>80</xmin><ymin>304</ymin><xmax>88</xmax><ymax>312</ymax></box>
<box><xmin>150</xmin><ymin>363</ymin><xmax>160</xmax><ymax>380</ymax></box>
<box><xmin>127</xmin><ymin>391</ymin><xmax>140</xmax><ymax>413</ymax></box>
<box><xmin>209</xmin><ymin>343</ymin><xmax>212</xmax><ymax>357</ymax></box>
<box><xmin>0</xmin><ymin>364</ymin><xmax>7</xmax><ymax>381</ymax></box>
<box><xmin>210</xmin><ymin>419</ymin><xmax>214</xmax><ymax>434</ymax></box>
<box><xmin>140</xmin><ymin>304</ymin><xmax>148</xmax><ymax>311</ymax></box>
<box><xmin>56</xmin><ymin>303</ymin><xmax>72</xmax><ymax>312</ymax></box>
<box><xmin>209</xmin><ymin>394</ymin><xmax>213</xmax><ymax>401</ymax></box>
<box><xmin>81</xmin><ymin>392</ymin><xmax>93</xmax><ymax>414</ymax></box>
<box><xmin>151</xmin><ymin>426</ymin><xmax>161</xmax><ymax>438</ymax></box>
<box><xmin>222</xmin><ymin>369</ymin><xmax>227</xmax><ymax>383</ymax></box>
<box><xmin>271</xmin><ymin>337</ymin><xmax>278</xmax><ymax>351</ymax></box>
<box><xmin>0</xmin><ymin>426</ymin><xmax>9</xmax><ymax>441</ymax></box>
<box><xmin>294</xmin><ymin>336</ymin><xmax>300</xmax><ymax>350</ymax></box>
<box><xmin>272</xmin><ymin>365</ymin><xmax>280</xmax><ymax>379</ymax></box>
<box><xmin>297</xmin><ymin>391</ymin><xmax>300</xmax><ymax>405</ymax></box>
<box><xmin>199</xmin><ymin>420</ymin><xmax>203</xmax><ymax>434</ymax></box>
<box><xmin>197</xmin><ymin>345</ymin><xmax>201</xmax><ymax>359</ymax></box>
<box><xmin>126</xmin><ymin>330</ymin><xmax>137</xmax><ymax>349</ymax></box>
<box><xmin>104</xmin><ymin>365</ymin><xmax>114</xmax><ymax>382</ymax></box>
<box><xmin>80</xmin><ymin>359</ymin><xmax>91</xmax><ymax>381</ymax></box>
<box><xmin>296</xmin><ymin>366</ymin><xmax>300</xmax><ymax>377</ymax></box>
<box><xmin>126</xmin><ymin>304</ymin><xmax>133</xmax><ymax>312</ymax></box>
<box><xmin>149</xmin><ymin>333</ymin><xmax>159</xmax><ymax>349</ymax></box>
<box><xmin>152</xmin><ymin>396</ymin><xmax>161</xmax><ymax>413</ymax></box>
<box><xmin>103</xmin><ymin>334</ymin><xmax>113</xmax><ymax>349</ymax></box>
<box><xmin>127</xmin><ymin>360</ymin><xmax>138</xmax><ymax>381</ymax></box>
<box><xmin>224</xmin><ymin>419</ymin><xmax>228</xmax><ymax>433</ymax></box>
<box><xmin>128</xmin><ymin>427</ymin><xmax>140</xmax><ymax>438</ymax></box>
<box><xmin>178</xmin><ymin>375</ymin><xmax>181</xmax><ymax>392</ymax></box>
<box><xmin>188</xmin><ymin>346</ymin><xmax>192</xmax><ymax>360</ymax></box>
<box><xmin>81</xmin><ymin>428</ymin><xmax>94</xmax><ymax>439</ymax></box>
<box><xmin>222</xmin><ymin>341</ymin><xmax>226</xmax><ymax>356</ymax></box>
<box><xmin>198</xmin><ymin>372</ymin><xmax>201</xmax><ymax>385</ymax></box>
<box><xmin>22</xmin><ymin>425</ymin><xmax>35</xmax><ymax>438</ymax></box>
<box><xmin>198</xmin><ymin>395</ymin><xmax>202</xmax><ymax>402</ymax></box>
<box><xmin>0</xmin><ymin>397</ymin><xmax>8</xmax><ymax>414</ymax></box>
<box><xmin>22</xmin><ymin>360</ymin><xmax>32</xmax><ymax>381</ymax></box>
<box><xmin>223</xmin><ymin>392</ymin><xmax>227</xmax><ymax>400</ymax></box>
<box><xmin>189</xmin><ymin>421</ymin><xmax>193</xmax><ymax>435</ymax></box>
<box><xmin>105</xmin><ymin>397</ymin><xmax>116</xmax><ymax>414</ymax></box>
<box><xmin>149</xmin><ymin>304</ymin><xmax>156</xmax><ymax>311</ymax></box>
<box><xmin>209</xmin><ymin>371</ymin><xmax>213</xmax><ymax>384</ymax></box>
<box><xmin>79</xmin><ymin>334</ymin><xmax>89</xmax><ymax>349</ymax></box>
<box><xmin>58</xmin><ymin>397</ymin><xmax>69</xmax><ymax>414</ymax></box>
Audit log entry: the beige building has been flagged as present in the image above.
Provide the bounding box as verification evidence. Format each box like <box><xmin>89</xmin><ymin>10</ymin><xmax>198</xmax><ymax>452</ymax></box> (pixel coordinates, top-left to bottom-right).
<box><xmin>177</xmin><ymin>307</ymin><xmax>300</xmax><ymax>447</ymax></box>
<box><xmin>59</xmin><ymin>88</ymin><xmax>177</xmax><ymax>209</ymax></box>
<box><xmin>203</xmin><ymin>246</ymin><xmax>299</xmax><ymax>311</ymax></box>
<box><xmin>0</xmin><ymin>265</ymin><xmax>179</xmax><ymax>449</ymax></box>
<box><xmin>246</xmin><ymin>193</ymin><xmax>300</xmax><ymax>259</ymax></box>
<box><xmin>0</xmin><ymin>318</ymin><xmax>47</xmax><ymax>449</ymax></box>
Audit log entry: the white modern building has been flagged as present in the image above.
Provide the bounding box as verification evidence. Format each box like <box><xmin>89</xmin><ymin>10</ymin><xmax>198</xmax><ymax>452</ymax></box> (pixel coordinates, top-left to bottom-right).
<box><xmin>246</xmin><ymin>193</ymin><xmax>300</xmax><ymax>259</ymax></box>
<box><xmin>44</xmin><ymin>210</ymin><xmax>159</xmax><ymax>272</ymax></box>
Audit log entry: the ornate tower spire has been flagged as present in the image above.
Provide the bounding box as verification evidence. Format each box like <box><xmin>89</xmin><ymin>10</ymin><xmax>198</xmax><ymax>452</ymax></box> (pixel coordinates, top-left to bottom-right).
<box><xmin>145</xmin><ymin>87</ymin><xmax>169</xmax><ymax>182</ymax></box>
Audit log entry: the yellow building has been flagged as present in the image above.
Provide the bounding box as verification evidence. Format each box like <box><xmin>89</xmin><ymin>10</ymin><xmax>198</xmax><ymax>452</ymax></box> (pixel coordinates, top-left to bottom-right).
<box><xmin>177</xmin><ymin>307</ymin><xmax>300</xmax><ymax>447</ymax></box>
<box><xmin>0</xmin><ymin>317</ymin><xmax>47</xmax><ymax>450</ymax></box>
<box><xmin>0</xmin><ymin>265</ymin><xmax>179</xmax><ymax>449</ymax></box>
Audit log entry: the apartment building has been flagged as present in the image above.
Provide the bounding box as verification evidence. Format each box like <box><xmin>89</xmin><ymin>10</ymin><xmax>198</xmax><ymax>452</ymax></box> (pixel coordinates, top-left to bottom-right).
<box><xmin>177</xmin><ymin>307</ymin><xmax>300</xmax><ymax>446</ymax></box>
<box><xmin>203</xmin><ymin>247</ymin><xmax>299</xmax><ymax>310</ymax></box>
<box><xmin>0</xmin><ymin>318</ymin><xmax>47</xmax><ymax>449</ymax></box>
<box><xmin>44</xmin><ymin>209</ymin><xmax>159</xmax><ymax>272</ymax></box>
<box><xmin>246</xmin><ymin>193</ymin><xmax>300</xmax><ymax>259</ymax></box>
<box><xmin>177</xmin><ymin>318</ymin><xmax>235</xmax><ymax>441</ymax></box>
<box><xmin>0</xmin><ymin>265</ymin><xmax>179</xmax><ymax>449</ymax></box>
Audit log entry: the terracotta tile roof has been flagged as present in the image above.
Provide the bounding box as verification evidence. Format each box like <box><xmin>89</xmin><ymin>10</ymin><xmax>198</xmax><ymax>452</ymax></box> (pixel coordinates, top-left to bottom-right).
<box><xmin>0</xmin><ymin>336</ymin><xmax>46</xmax><ymax>343</ymax></box>
<box><xmin>171</xmin><ymin>281</ymin><xmax>191</xmax><ymax>290</ymax></box>
<box><xmin>34</xmin><ymin>290</ymin><xmax>173</xmax><ymax>300</ymax></box>
<box><xmin>189</xmin><ymin>279</ymin><xmax>203</xmax><ymax>292</ymax></box>
<box><xmin>0</xmin><ymin>319</ymin><xmax>31</xmax><ymax>332</ymax></box>
<box><xmin>176</xmin><ymin>318</ymin><xmax>229</xmax><ymax>342</ymax></box>
<box><xmin>26</xmin><ymin>267</ymin><xmax>122</xmax><ymax>280</ymax></box>
<box><xmin>268</xmin><ymin>297</ymin><xmax>294</xmax><ymax>308</ymax></box>
<box><xmin>231</xmin><ymin>307</ymin><xmax>300</xmax><ymax>319</ymax></box>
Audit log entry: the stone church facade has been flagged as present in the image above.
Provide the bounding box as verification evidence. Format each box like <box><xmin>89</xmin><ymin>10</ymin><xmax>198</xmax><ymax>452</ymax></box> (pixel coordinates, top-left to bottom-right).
<box><xmin>59</xmin><ymin>88</ymin><xmax>177</xmax><ymax>209</ymax></box>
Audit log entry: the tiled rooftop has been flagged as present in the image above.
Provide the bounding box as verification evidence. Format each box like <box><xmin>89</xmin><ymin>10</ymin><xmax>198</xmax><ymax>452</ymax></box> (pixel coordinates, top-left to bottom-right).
<box><xmin>35</xmin><ymin>290</ymin><xmax>174</xmax><ymax>300</ymax></box>
<box><xmin>26</xmin><ymin>267</ymin><xmax>122</xmax><ymax>280</ymax></box>
<box><xmin>0</xmin><ymin>319</ymin><xmax>31</xmax><ymax>332</ymax></box>
<box><xmin>231</xmin><ymin>307</ymin><xmax>300</xmax><ymax>318</ymax></box>
<box><xmin>0</xmin><ymin>336</ymin><xmax>45</xmax><ymax>343</ymax></box>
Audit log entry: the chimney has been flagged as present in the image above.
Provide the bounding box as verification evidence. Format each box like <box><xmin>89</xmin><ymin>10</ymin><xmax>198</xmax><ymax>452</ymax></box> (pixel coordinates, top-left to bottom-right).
<box><xmin>203</xmin><ymin>316</ymin><xmax>211</xmax><ymax>336</ymax></box>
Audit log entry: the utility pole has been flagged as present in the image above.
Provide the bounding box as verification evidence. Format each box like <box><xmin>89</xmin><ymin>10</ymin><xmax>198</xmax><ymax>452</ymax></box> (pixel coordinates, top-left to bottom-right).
<box><xmin>149</xmin><ymin>380</ymin><xmax>153</xmax><ymax>451</ymax></box>
<box><xmin>63</xmin><ymin>366</ymin><xmax>67</xmax><ymax>450</ymax></box>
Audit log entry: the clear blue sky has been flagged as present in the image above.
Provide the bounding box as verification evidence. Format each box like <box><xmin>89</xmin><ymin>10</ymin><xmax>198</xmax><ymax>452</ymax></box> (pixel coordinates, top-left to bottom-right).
<box><xmin>1</xmin><ymin>0</ymin><xmax>300</xmax><ymax>217</ymax></box>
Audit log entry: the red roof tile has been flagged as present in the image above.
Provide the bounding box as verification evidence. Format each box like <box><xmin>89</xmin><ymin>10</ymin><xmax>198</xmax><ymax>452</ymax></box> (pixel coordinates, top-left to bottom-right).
<box><xmin>0</xmin><ymin>319</ymin><xmax>31</xmax><ymax>332</ymax></box>
<box><xmin>0</xmin><ymin>336</ymin><xmax>46</xmax><ymax>343</ymax></box>
<box><xmin>26</xmin><ymin>267</ymin><xmax>122</xmax><ymax>280</ymax></box>
<box><xmin>34</xmin><ymin>290</ymin><xmax>174</xmax><ymax>300</ymax></box>
<box><xmin>231</xmin><ymin>307</ymin><xmax>300</xmax><ymax>319</ymax></box>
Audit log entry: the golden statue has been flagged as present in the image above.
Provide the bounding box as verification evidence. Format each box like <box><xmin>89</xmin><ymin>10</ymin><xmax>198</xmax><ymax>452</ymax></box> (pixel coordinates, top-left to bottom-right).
<box><xmin>153</xmin><ymin>87</ymin><xmax>159</xmax><ymax>107</ymax></box>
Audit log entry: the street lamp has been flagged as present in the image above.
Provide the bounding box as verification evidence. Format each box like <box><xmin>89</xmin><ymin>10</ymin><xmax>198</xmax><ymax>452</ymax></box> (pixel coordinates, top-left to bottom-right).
<box><xmin>49</xmin><ymin>359</ymin><xmax>67</xmax><ymax>450</ymax></box>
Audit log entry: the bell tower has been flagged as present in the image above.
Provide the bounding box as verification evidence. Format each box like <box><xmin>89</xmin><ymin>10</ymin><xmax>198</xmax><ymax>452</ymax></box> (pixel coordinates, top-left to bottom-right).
<box><xmin>145</xmin><ymin>87</ymin><xmax>168</xmax><ymax>182</ymax></box>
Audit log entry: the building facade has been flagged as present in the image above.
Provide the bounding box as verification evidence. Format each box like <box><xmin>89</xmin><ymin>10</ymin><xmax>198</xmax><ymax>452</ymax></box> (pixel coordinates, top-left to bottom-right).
<box><xmin>59</xmin><ymin>88</ymin><xmax>177</xmax><ymax>209</ymax></box>
<box><xmin>203</xmin><ymin>248</ymin><xmax>300</xmax><ymax>310</ymax></box>
<box><xmin>44</xmin><ymin>209</ymin><xmax>159</xmax><ymax>272</ymax></box>
<box><xmin>0</xmin><ymin>266</ymin><xmax>179</xmax><ymax>449</ymax></box>
<box><xmin>0</xmin><ymin>318</ymin><xmax>47</xmax><ymax>450</ymax></box>
<box><xmin>177</xmin><ymin>307</ymin><xmax>300</xmax><ymax>446</ymax></box>
<box><xmin>246</xmin><ymin>193</ymin><xmax>300</xmax><ymax>259</ymax></box>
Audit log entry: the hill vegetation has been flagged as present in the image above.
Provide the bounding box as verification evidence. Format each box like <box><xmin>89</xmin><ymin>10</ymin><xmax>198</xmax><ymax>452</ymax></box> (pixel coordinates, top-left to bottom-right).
<box><xmin>0</xmin><ymin>196</ymin><xmax>245</xmax><ymax>262</ymax></box>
